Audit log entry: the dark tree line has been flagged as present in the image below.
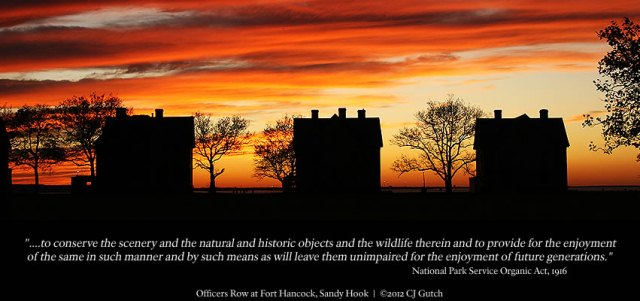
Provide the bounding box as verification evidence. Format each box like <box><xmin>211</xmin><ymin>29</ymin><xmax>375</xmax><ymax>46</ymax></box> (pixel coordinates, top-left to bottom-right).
<box><xmin>3</xmin><ymin>95</ymin><xmax>485</xmax><ymax>193</ymax></box>
<box><xmin>3</xmin><ymin>99</ymin><xmax>293</xmax><ymax>193</ymax></box>
<box><xmin>2</xmin><ymin>93</ymin><xmax>123</xmax><ymax>191</ymax></box>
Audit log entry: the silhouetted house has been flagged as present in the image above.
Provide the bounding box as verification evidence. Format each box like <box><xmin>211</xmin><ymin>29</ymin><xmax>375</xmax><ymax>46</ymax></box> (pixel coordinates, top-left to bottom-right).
<box><xmin>95</xmin><ymin>109</ymin><xmax>194</xmax><ymax>194</ymax></box>
<box><xmin>294</xmin><ymin>108</ymin><xmax>383</xmax><ymax>193</ymax></box>
<box><xmin>472</xmin><ymin>109</ymin><xmax>569</xmax><ymax>193</ymax></box>
<box><xmin>0</xmin><ymin>118</ymin><xmax>10</xmax><ymax>194</ymax></box>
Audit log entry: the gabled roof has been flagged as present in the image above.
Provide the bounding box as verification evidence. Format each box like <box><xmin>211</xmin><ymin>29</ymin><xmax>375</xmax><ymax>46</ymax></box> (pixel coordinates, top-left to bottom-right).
<box><xmin>98</xmin><ymin>115</ymin><xmax>195</xmax><ymax>148</ymax></box>
<box><xmin>474</xmin><ymin>115</ymin><xmax>569</xmax><ymax>149</ymax></box>
<box><xmin>294</xmin><ymin>117</ymin><xmax>383</xmax><ymax>148</ymax></box>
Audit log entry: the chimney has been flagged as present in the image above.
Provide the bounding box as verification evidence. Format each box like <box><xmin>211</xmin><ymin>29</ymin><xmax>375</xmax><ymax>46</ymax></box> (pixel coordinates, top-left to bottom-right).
<box><xmin>494</xmin><ymin>109</ymin><xmax>502</xmax><ymax>119</ymax></box>
<box><xmin>155</xmin><ymin>109</ymin><xmax>164</xmax><ymax>119</ymax></box>
<box><xmin>357</xmin><ymin>109</ymin><xmax>366</xmax><ymax>119</ymax></box>
<box><xmin>116</xmin><ymin>108</ymin><xmax>127</xmax><ymax>119</ymax></box>
<box><xmin>338</xmin><ymin>108</ymin><xmax>346</xmax><ymax>119</ymax></box>
<box><xmin>539</xmin><ymin>109</ymin><xmax>548</xmax><ymax>119</ymax></box>
<box><xmin>311</xmin><ymin>109</ymin><xmax>319</xmax><ymax>119</ymax></box>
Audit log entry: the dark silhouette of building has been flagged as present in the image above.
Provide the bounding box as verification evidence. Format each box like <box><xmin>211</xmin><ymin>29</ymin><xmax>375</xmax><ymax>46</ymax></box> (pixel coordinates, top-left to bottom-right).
<box><xmin>0</xmin><ymin>118</ymin><xmax>10</xmax><ymax>194</ymax></box>
<box><xmin>95</xmin><ymin>109</ymin><xmax>194</xmax><ymax>194</ymax></box>
<box><xmin>472</xmin><ymin>109</ymin><xmax>569</xmax><ymax>193</ymax></box>
<box><xmin>293</xmin><ymin>108</ymin><xmax>383</xmax><ymax>193</ymax></box>
<box><xmin>71</xmin><ymin>175</ymin><xmax>95</xmax><ymax>194</ymax></box>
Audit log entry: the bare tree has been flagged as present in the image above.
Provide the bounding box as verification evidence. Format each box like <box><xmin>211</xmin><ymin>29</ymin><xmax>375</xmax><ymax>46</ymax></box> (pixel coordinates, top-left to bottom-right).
<box><xmin>193</xmin><ymin>112</ymin><xmax>251</xmax><ymax>193</ymax></box>
<box><xmin>253</xmin><ymin>115</ymin><xmax>298</xmax><ymax>189</ymax></box>
<box><xmin>57</xmin><ymin>93</ymin><xmax>123</xmax><ymax>177</ymax></box>
<box><xmin>7</xmin><ymin>105</ymin><xmax>65</xmax><ymax>192</ymax></box>
<box><xmin>391</xmin><ymin>95</ymin><xmax>484</xmax><ymax>193</ymax></box>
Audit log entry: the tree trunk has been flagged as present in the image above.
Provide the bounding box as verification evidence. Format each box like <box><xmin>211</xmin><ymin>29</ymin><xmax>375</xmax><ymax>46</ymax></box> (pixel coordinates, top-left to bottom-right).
<box><xmin>89</xmin><ymin>157</ymin><xmax>95</xmax><ymax>177</ymax></box>
<box><xmin>444</xmin><ymin>177</ymin><xmax>452</xmax><ymax>193</ymax></box>
<box><xmin>33</xmin><ymin>165</ymin><xmax>40</xmax><ymax>194</ymax></box>
<box><xmin>209</xmin><ymin>169</ymin><xmax>216</xmax><ymax>194</ymax></box>
<box><xmin>445</xmin><ymin>163</ymin><xmax>453</xmax><ymax>193</ymax></box>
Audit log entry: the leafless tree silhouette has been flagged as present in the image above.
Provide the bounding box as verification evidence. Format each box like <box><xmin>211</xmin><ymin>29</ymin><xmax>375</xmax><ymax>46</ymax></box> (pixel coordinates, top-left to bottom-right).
<box><xmin>7</xmin><ymin>105</ymin><xmax>65</xmax><ymax>192</ymax></box>
<box><xmin>392</xmin><ymin>95</ymin><xmax>484</xmax><ymax>193</ymax></box>
<box><xmin>57</xmin><ymin>93</ymin><xmax>123</xmax><ymax>177</ymax></box>
<box><xmin>193</xmin><ymin>112</ymin><xmax>251</xmax><ymax>193</ymax></box>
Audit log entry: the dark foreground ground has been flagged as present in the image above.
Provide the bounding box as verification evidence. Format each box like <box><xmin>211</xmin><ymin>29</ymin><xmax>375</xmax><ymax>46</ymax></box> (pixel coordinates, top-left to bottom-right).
<box><xmin>4</xmin><ymin>190</ymin><xmax>639</xmax><ymax>301</ymax></box>
<box><xmin>4</xmin><ymin>189</ymin><xmax>639</xmax><ymax>221</ymax></box>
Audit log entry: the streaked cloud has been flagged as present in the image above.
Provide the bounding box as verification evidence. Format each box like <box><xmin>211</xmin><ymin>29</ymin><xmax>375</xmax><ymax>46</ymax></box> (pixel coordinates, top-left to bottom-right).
<box><xmin>2</xmin><ymin>7</ymin><xmax>194</xmax><ymax>32</ymax></box>
<box><xmin>2</xmin><ymin>0</ymin><xmax>639</xmax><ymax>186</ymax></box>
<box><xmin>0</xmin><ymin>59</ymin><xmax>252</xmax><ymax>82</ymax></box>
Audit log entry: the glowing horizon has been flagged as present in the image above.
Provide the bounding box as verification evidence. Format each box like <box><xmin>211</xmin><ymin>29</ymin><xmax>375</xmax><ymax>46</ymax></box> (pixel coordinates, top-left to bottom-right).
<box><xmin>2</xmin><ymin>0</ymin><xmax>639</xmax><ymax>188</ymax></box>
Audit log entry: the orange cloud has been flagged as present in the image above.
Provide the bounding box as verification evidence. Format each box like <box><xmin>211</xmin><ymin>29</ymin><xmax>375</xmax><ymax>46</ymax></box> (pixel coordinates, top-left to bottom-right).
<box><xmin>2</xmin><ymin>0</ymin><xmax>639</xmax><ymax>186</ymax></box>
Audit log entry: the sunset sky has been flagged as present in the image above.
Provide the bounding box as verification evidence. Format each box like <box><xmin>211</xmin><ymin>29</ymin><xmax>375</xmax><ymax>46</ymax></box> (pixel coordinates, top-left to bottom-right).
<box><xmin>2</xmin><ymin>0</ymin><xmax>639</xmax><ymax>188</ymax></box>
